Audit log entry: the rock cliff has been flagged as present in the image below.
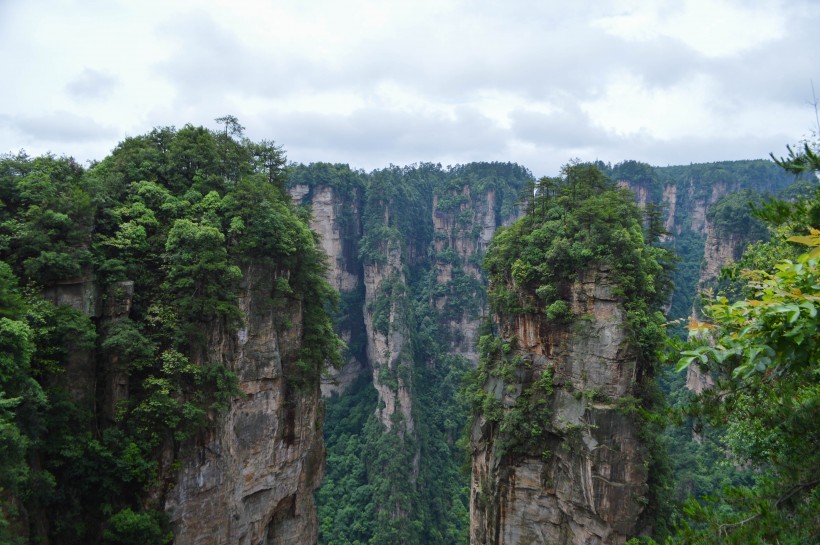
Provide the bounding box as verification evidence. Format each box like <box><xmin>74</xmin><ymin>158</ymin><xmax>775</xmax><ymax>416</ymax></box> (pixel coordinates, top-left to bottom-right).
<box><xmin>295</xmin><ymin>162</ymin><xmax>528</xmax><ymax>543</ymax></box>
<box><xmin>470</xmin><ymin>268</ymin><xmax>651</xmax><ymax>545</ymax></box>
<box><xmin>33</xmin><ymin>267</ymin><xmax>328</xmax><ymax>545</ymax></box>
<box><xmin>291</xmin><ymin>182</ymin><xmax>366</xmax><ymax>397</ymax></box>
<box><xmin>166</xmin><ymin>265</ymin><xmax>325</xmax><ymax>545</ymax></box>
<box><xmin>432</xmin><ymin>185</ymin><xmax>516</xmax><ymax>364</ymax></box>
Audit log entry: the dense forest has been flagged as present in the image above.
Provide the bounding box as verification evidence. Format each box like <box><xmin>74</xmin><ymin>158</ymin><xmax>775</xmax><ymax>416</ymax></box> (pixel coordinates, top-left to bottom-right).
<box><xmin>0</xmin><ymin>120</ymin><xmax>341</xmax><ymax>543</ymax></box>
<box><xmin>0</xmin><ymin>117</ymin><xmax>817</xmax><ymax>544</ymax></box>
<box><xmin>661</xmin><ymin>145</ymin><xmax>820</xmax><ymax>544</ymax></box>
<box><xmin>297</xmin><ymin>161</ymin><xmax>528</xmax><ymax>545</ymax></box>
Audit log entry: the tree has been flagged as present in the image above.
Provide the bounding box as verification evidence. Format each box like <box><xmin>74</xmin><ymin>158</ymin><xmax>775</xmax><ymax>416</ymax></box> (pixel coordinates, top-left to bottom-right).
<box><xmin>673</xmin><ymin>145</ymin><xmax>820</xmax><ymax>544</ymax></box>
<box><xmin>251</xmin><ymin>139</ymin><xmax>287</xmax><ymax>190</ymax></box>
<box><xmin>214</xmin><ymin>115</ymin><xmax>245</xmax><ymax>139</ymax></box>
<box><xmin>164</xmin><ymin>218</ymin><xmax>242</xmax><ymax>335</ymax></box>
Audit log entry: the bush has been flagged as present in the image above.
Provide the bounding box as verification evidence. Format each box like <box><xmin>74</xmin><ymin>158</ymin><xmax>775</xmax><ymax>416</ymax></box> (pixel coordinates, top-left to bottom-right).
<box><xmin>546</xmin><ymin>299</ymin><xmax>571</xmax><ymax>322</ymax></box>
<box><xmin>103</xmin><ymin>508</ymin><xmax>171</xmax><ymax>545</ymax></box>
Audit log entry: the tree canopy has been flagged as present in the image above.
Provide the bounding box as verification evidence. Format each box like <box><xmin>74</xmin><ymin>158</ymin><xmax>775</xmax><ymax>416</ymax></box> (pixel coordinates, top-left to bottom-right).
<box><xmin>0</xmin><ymin>121</ymin><xmax>341</xmax><ymax>544</ymax></box>
<box><xmin>671</xmin><ymin>145</ymin><xmax>820</xmax><ymax>544</ymax></box>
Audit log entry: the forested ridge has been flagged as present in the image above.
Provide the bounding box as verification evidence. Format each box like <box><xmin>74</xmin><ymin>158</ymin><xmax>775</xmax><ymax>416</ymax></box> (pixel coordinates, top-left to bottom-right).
<box><xmin>0</xmin><ymin>116</ymin><xmax>817</xmax><ymax>544</ymax></box>
<box><xmin>466</xmin><ymin>162</ymin><xmax>675</xmax><ymax>542</ymax></box>
<box><xmin>0</xmin><ymin>120</ymin><xmax>341</xmax><ymax>544</ymax></box>
<box><xmin>301</xmin><ymin>161</ymin><xmax>529</xmax><ymax>545</ymax></box>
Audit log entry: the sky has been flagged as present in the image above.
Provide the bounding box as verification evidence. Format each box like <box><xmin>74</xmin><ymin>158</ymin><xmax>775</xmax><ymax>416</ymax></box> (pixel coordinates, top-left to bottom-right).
<box><xmin>1</xmin><ymin>0</ymin><xmax>819</xmax><ymax>177</ymax></box>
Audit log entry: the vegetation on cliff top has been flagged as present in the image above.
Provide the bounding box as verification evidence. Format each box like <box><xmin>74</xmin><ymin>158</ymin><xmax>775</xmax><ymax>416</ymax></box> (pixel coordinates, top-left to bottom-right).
<box><xmin>467</xmin><ymin>161</ymin><xmax>676</xmax><ymax>535</ymax></box>
<box><xmin>483</xmin><ymin>161</ymin><xmax>674</xmax><ymax>362</ymax></box>
<box><xmin>0</xmin><ymin>121</ymin><xmax>341</xmax><ymax>544</ymax></box>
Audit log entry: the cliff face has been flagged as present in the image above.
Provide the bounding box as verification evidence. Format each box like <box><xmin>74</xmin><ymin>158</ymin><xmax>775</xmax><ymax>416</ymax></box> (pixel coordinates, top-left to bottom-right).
<box><xmin>363</xmin><ymin>239</ymin><xmax>415</xmax><ymax>431</ymax></box>
<box><xmin>293</xmin><ymin>163</ymin><xmax>529</xmax><ymax>543</ymax></box>
<box><xmin>685</xmin><ymin>212</ymin><xmax>746</xmax><ymax>394</ymax></box>
<box><xmin>291</xmin><ymin>183</ymin><xmax>366</xmax><ymax>397</ymax></box>
<box><xmin>292</xmin><ymin>168</ymin><xmax>522</xmax><ymax>428</ymax></box>
<box><xmin>432</xmin><ymin>186</ymin><xmax>514</xmax><ymax>364</ymax></box>
<box><xmin>470</xmin><ymin>268</ymin><xmax>649</xmax><ymax>545</ymax></box>
<box><xmin>698</xmin><ymin>221</ymin><xmax>740</xmax><ymax>290</ymax></box>
<box><xmin>166</xmin><ymin>265</ymin><xmax>324</xmax><ymax>545</ymax></box>
<box><xmin>35</xmin><ymin>268</ymin><xmax>327</xmax><ymax>545</ymax></box>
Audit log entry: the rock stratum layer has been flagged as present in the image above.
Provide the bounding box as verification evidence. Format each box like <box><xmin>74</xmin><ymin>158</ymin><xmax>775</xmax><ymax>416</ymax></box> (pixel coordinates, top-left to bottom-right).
<box><xmin>470</xmin><ymin>268</ymin><xmax>650</xmax><ymax>545</ymax></box>
<box><xmin>166</xmin><ymin>266</ymin><xmax>324</xmax><ymax>545</ymax></box>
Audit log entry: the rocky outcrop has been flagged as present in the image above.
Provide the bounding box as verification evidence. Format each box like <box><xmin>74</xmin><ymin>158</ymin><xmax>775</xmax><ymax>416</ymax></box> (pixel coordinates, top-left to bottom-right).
<box><xmin>101</xmin><ymin>280</ymin><xmax>134</xmax><ymax>422</ymax></box>
<box><xmin>470</xmin><ymin>268</ymin><xmax>650</xmax><ymax>545</ymax></box>
<box><xmin>34</xmin><ymin>265</ymin><xmax>326</xmax><ymax>545</ymax></box>
<box><xmin>363</xmin><ymin>242</ymin><xmax>415</xmax><ymax>432</ymax></box>
<box><xmin>695</xmin><ymin>218</ymin><xmax>743</xmax><ymax>301</ymax></box>
<box><xmin>432</xmin><ymin>186</ymin><xmax>514</xmax><ymax>364</ymax></box>
<box><xmin>291</xmin><ymin>185</ymin><xmax>360</xmax><ymax>294</ymax></box>
<box><xmin>290</xmin><ymin>183</ymin><xmax>366</xmax><ymax>397</ymax></box>
<box><xmin>166</xmin><ymin>266</ymin><xmax>324</xmax><ymax>545</ymax></box>
<box><xmin>41</xmin><ymin>275</ymin><xmax>99</xmax><ymax>406</ymax></box>
<box><xmin>684</xmin><ymin>214</ymin><xmax>744</xmax><ymax>395</ymax></box>
<box><xmin>662</xmin><ymin>184</ymin><xmax>677</xmax><ymax>235</ymax></box>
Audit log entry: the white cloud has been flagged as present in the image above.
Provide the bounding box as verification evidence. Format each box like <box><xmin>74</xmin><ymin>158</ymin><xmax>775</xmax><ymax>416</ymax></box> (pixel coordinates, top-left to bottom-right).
<box><xmin>0</xmin><ymin>0</ymin><xmax>818</xmax><ymax>176</ymax></box>
<box><xmin>581</xmin><ymin>73</ymin><xmax>721</xmax><ymax>139</ymax></box>
<box><xmin>593</xmin><ymin>0</ymin><xmax>787</xmax><ymax>58</ymax></box>
<box><xmin>66</xmin><ymin>69</ymin><xmax>119</xmax><ymax>100</ymax></box>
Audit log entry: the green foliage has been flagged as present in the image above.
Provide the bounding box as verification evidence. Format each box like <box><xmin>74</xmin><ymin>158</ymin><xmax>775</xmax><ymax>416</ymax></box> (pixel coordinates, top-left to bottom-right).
<box><xmin>706</xmin><ymin>190</ymin><xmax>768</xmax><ymax>240</ymax></box>
<box><xmin>669</xmin><ymin>145</ymin><xmax>820</xmax><ymax>543</ymax></box>
<box><xmin>317</xmin><ymin>376</ymin><xmax>378</xmax><ymax>545</ymax></box>
<box><xmin>0</xmin><ymin>120</ymin><xmax>342</xmax><ymax>543</ymax></box>
<box><xmin>485</xmin><ymin>162</ymin><xmax>673</xmax><ymax>362</ymax></box>
<box><xmin>771</xmin><ymin>142</ymin><xmax>820</xmax><ymax>174</ymax></box>
<box><xmin>102</xmin><ymin>508</ymin><xmax>171</xmax><ymax>545</ymax></box>
<box><xmin>545</xmin><ymin>299</ymin><xmax>571</xmax><ymax>322</ymax></box>
<box><xmin>165</xmin><ymin>218</ymin><xmax>243</xmax><ymax>329</ymax></box>
<box><xmin>0</xmin><ymin>153</ymin><xmax>92</xmax><ymax>284</ymax></box>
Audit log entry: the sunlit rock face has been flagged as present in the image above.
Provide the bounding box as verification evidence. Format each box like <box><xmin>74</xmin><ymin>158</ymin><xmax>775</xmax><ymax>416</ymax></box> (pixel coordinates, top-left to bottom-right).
<box><xmin>470</xmin><ymin>268</ymin><xmax>651</xmax><ymax>545</ymax></box>
<box><xmin>166</xmin><ymin>265</ymin><xmax>324</xmax><ymax>545</ymax></box>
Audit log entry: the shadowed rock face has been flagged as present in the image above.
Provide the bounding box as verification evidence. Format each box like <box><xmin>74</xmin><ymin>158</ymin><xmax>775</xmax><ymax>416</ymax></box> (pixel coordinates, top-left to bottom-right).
<box><xmin>470</xmin><ymin>268</ymin><xmax>650</xmax><ymax>545</ymax></box>
<box><xmin>291</xmin><ymin>183</ymin><xmax>368</xmax><ymax>398</ymax></box>
<box><xmin>166</xmin><ymin>265</ymin><xmax>324</xmax><ymax>545</ymax></box>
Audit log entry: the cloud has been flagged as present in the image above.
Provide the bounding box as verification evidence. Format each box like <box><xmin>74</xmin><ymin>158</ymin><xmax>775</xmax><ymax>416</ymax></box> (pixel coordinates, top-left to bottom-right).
<box><xmin>592</xmin><ymin>0</ymin><xmax>788</xmax><ymax>58</ymax></box>
<box><xmin>509</xmin><ymin>105</ymin><xmax>615</xmax><ymax>148</ymax></box>
<box><xmin>10</xmin><ymin>111</ymin><xmax>118</xmax><ymax>143</ymax></box>
<box><xmin>257</xmin><ymin>105</ymin><xmax>508</xmax><ymax>170</ymax></box>
<box><xmin>0</xmin><ymin>0</ymin><xmax>818</xmax><ymax>172</ymax></box>
<box><xmin>66</xmin><ymin>68</ymin><xmax>119</xmax><ymax>99</ymax></box>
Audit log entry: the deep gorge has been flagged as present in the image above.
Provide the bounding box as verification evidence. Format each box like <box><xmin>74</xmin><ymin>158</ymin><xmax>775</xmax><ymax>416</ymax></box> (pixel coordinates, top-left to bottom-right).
<box><xmin>0</xmin><ymin>125</ymin><xmax>811</xmax><ymax>544</ymax></box>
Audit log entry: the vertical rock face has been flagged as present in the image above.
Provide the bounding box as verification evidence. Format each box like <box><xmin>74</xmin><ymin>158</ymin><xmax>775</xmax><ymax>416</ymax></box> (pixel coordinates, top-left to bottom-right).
<box><xmin>363</xmin><ymin>240</ymin><xmax>415</xmax><ymax>431</ymax></box>
<box><xmin>166</xmin><ymin>266</ymin><xmax>324</xmax><ymax>545</ymax></box>
<box><xmin>291</xmin><ymin>183</ymin><xmax>366</xmax><ymax>397</ymax></box>
<box><xmin>432</xmin><ymin>187</ymin><xmax>517</xmax><ymax>365</ymax></box>
<box><xmin>102</xmin><ymin>280</ymin><xmax>135</xmax><ymax>422</ymax></box>
<box><xmin>41</xmin><ymin>275</ymin><xmax>99</xmax><ymax>405</ymax></box>
<box><xmin>695</xmin><ymin>218</ymin><xmax>744</xmax><ymax>303</ymax></box>
<box><xmin>685</xmin><ymin>212</ymin><xmax>746</xmax><ymax>394</ymax></box>
<box><xmin>293</xmin><ymin>184</ymin><xmax>360</xmax><ymax>294</ymax></box>
<box><xmin>662</xmin><ymin>184</ymin><xmax>677</xmax><ymax>235</ymax></box>
<box><xmin>470</xmin><ymin>269</ymin><xmax>650</xmax><ymax>545</ymax></box>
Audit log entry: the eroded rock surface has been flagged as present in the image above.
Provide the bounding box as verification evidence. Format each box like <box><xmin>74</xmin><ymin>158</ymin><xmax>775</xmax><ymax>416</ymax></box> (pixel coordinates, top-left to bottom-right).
<box><xmin>166</xmin><ymin>267</ymin><xmax>324</xmax><ymax>545</ymax></box>
<box><xmin>290</xmin><ymin>183</ymin><xmax>366</xmax><ymax>397</ymax></box>
<box><xmin>470</xmin><ymin>269</ymin><xmax>650</xmax><ymax>545</ymax></box>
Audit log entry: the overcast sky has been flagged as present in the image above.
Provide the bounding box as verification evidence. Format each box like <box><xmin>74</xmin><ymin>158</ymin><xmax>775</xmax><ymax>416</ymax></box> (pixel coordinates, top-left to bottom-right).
<box><xmin>1</xmin><ymin>0</ymin><xmax>818</xmax><ymax>177</ymax></box>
